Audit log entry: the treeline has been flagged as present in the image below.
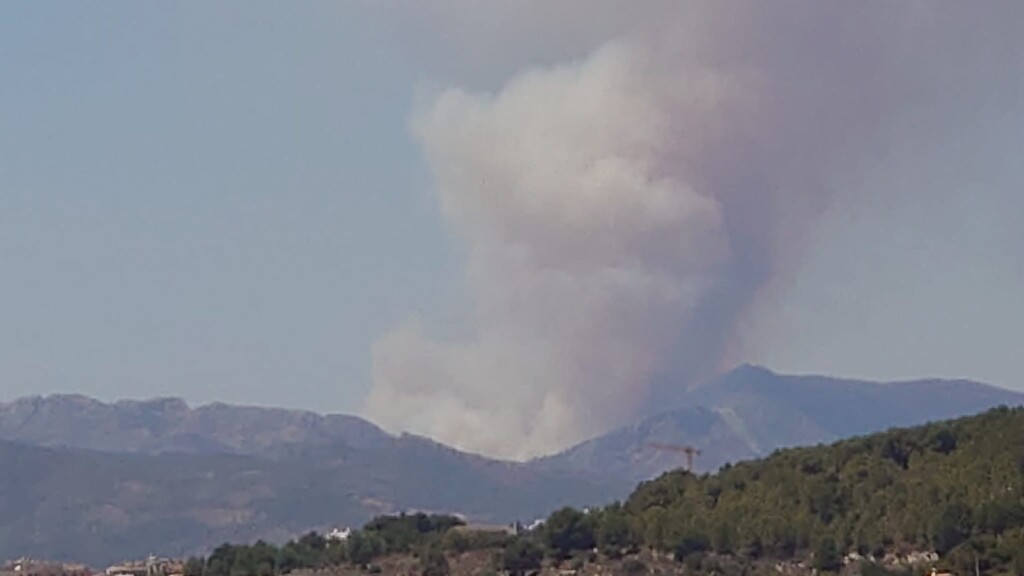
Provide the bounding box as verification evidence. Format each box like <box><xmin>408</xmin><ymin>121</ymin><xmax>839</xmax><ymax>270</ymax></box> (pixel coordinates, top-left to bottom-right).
<box><xmin>183</xmin><ymin>513</ymin><xmax>514</xmax><ymax>576</ymax></box>
<box><xmin>188</xmin><ymin>406</ymin><xmax>1024</xmax><ymax>575</ymax></box>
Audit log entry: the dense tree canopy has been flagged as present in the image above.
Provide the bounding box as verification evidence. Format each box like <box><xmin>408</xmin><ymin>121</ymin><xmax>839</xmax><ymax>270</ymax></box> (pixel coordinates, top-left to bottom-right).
<box><xmin>617</xmin><ymin>406</ymin><xmax>1024</xmax><ymax>573</ymax></box>
<box><xmin>186</xmin><ymin>513</ymin><xmax>465</xmax><ymax>576</ymax></box>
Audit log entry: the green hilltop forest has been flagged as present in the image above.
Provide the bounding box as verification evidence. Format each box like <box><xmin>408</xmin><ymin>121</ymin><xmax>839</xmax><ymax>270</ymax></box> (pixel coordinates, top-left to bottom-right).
<box><xmin>189</xmin><ymin>406</ymin><xmax>1024</xmax><ymax>575</ymax></box>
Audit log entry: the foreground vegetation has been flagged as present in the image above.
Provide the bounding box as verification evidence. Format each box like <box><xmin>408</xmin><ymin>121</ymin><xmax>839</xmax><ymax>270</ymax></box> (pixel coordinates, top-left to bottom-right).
<box><xmin>186</xmin><ymin>406</ymin><xmax>1024</xmax><ymax>575</ymax></box>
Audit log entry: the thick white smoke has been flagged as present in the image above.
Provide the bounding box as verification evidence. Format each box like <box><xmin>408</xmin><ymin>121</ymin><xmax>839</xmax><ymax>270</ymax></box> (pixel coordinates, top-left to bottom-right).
<box><xmin>363</xmin><ymin>3</ymin><xmax>1023</xmax><ymax>459</ymax></box>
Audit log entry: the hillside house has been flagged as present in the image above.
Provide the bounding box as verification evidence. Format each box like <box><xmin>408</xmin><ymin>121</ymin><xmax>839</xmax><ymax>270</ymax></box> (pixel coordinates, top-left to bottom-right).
<box><xmin>105</xmin><ymin>557</ymin><xmax>181</xmax><ymax>576</ymax></box>
<box><xmin>326</xmin><ymin>527</ymin><xmax>352</xmax><ymax>542</ymax></box>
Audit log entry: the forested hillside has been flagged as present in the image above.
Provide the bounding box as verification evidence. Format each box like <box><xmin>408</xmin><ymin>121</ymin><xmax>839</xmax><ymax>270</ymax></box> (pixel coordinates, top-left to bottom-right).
<box><xmin>619</xmin><ymin>405</ymin><xmax>1024</xmax><ymax>573</ymax></box>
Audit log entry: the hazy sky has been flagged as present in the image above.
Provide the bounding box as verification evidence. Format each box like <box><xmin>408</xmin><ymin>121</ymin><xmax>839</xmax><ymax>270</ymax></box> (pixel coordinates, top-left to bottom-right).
<box><xmin>2</xmin><ymin>2</ymin><xmax>1022</xmax><ymax>420</ymax></box>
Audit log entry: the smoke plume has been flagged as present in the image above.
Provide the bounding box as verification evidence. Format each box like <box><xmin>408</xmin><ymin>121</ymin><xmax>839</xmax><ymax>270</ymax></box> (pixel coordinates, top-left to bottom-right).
<box><xmin>363</xmin><ymin>2</ymin><xmax>1023</xmax><ymax>459</ymax></box>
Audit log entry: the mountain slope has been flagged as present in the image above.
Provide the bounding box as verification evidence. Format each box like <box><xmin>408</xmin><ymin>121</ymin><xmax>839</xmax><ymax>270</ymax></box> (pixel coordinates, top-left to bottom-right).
<box><xmin>537</xmin><ymin>365</ymin><xmax>1024</xmax><ymax>484</ymax></box>
<box><xmin>0</xmin><ymin>395</ymin><xmax>626</xmax><ymax>566</ymax></box>
<box><xmin>0</xmin><ymin>436</ymin><xmax>616</xmax><ymax>567</ymax></box>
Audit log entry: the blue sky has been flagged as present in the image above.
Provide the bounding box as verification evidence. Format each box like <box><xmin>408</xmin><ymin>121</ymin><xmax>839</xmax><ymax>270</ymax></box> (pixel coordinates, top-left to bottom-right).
<box><xmin>1</xmin><ymin>2</ymin><xmax>1022</xmax><ymax>420</ymax></box>
<box><xmin>1</xmin><ymin>3</ymin><xmax>460</xmax><ymax>410</ymax></box>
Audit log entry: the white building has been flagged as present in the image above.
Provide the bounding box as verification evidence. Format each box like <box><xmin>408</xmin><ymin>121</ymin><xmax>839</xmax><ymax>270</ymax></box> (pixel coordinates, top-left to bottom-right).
<box><xmin>326</xmin><ymin>527</ymin><xmax>352</xmax><ymax>542</ymax></box>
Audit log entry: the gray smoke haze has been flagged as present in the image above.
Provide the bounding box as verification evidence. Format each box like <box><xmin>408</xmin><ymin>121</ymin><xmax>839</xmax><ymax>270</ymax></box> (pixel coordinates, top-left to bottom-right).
<box><xmin>363</xmin><ymin>2</ymin><xmax>1024</xmax><ymax>459</ymax></box>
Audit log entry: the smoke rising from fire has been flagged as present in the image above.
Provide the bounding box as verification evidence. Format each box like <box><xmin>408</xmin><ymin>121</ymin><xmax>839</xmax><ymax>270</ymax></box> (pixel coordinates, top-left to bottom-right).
<box><xmin>362</xmin><ymin>3</ymin><xmax>1024</xmax><ymax>459</ymax></box>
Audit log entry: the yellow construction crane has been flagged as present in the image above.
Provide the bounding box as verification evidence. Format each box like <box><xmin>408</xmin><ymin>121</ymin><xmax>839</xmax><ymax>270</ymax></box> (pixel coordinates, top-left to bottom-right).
<box><xmin>645</xmin><ymin>443</ymin><xmax>702</xmax><ymax>472</ymax></box>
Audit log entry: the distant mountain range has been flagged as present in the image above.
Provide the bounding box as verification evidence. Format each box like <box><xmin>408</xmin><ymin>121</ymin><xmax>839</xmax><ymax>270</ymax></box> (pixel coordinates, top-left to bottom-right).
<box><xmin>537</xmin><ymin>364</ymin><xmax>1024</xmax><ymax>483</ymax></box>
<box><xmin>0</xmin><ymin>394</ymin><xmax>390</xmax><ymax>455</ymax></box>
<box><xmin>0</xmin><ymin>365</ymin><xmax>1020</xmax><ymax>566</ymax></box>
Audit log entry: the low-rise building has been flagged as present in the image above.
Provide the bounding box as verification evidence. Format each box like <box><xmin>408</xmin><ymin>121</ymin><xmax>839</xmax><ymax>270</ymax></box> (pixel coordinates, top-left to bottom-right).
<box><xmin>326</xmin><ymin>527</ymin><xmax>352</xmax><ymax>542</ymax></box>
<box><xmin>105</xmin><ymin>557</ymin><xmax>181</xmax><ymax>576</ymax></box>
<box><xmin>1</xmin><ymin>559</ymin><xmax>91</xmax><ymax>576</ymax></box>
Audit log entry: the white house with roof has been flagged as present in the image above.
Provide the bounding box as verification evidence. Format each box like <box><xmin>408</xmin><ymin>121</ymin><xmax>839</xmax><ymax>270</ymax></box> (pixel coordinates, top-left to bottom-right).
<box><xmin>326</xmin><ymin>527</ymin><xmax>352</xmax><ymax>542</ymax></box>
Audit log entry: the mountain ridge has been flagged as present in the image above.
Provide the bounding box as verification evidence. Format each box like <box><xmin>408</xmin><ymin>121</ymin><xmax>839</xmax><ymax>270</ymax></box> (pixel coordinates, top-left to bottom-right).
<box><xmin>535</xmin><ymin>365</ymin><xmax>1024</xmax><ymax>484</ymax></box>
<box><xmin>2</xmin><ymin>366</ymin><xmax>1022</xmax><ymax>566</ymax></box>
<box><xmin>5</xmin><ymin>365</ymin><xmax>1019</xmax><ymax>462</ymax></box>
<box><xmin>0</xmin><ymin>393</ymin><xmax>393</xmax><ymax>456</ymax></box>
